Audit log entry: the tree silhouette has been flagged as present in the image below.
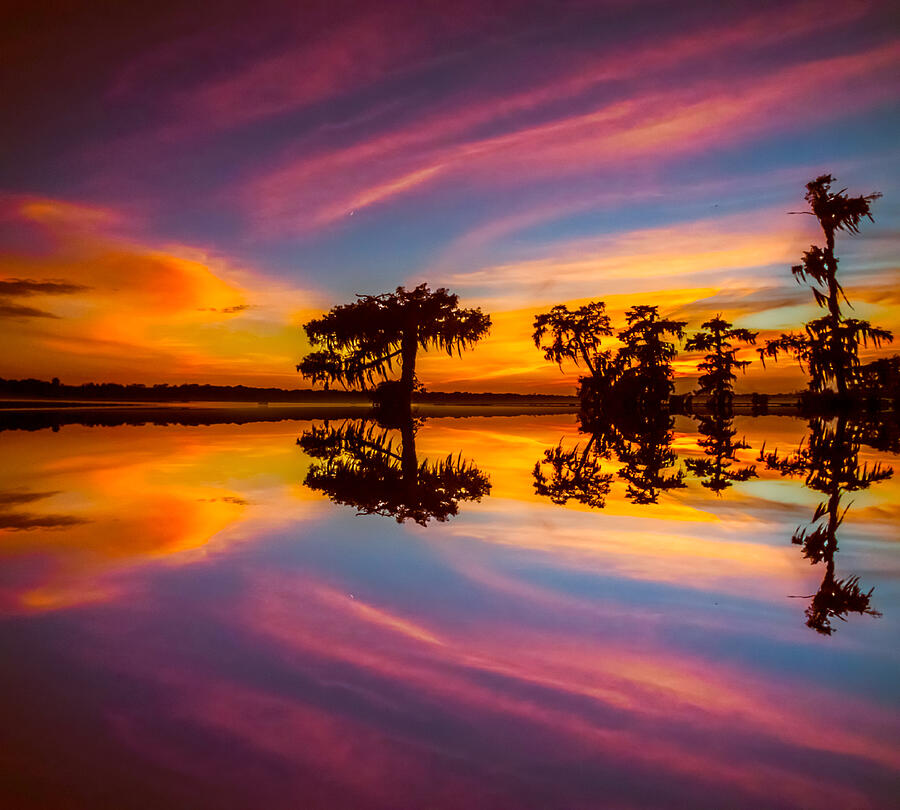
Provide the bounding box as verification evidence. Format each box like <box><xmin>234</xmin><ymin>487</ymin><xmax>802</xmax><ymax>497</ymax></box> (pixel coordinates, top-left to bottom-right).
<box><xmin>533</xmin><ymin>409</ymin><xmax>683</xmax><ymax>508</ymax></box>
<box><xmin>298</xmin><ymin>418</ymin><xmax>490</xmax><ymax>525</ymax></box>
<box><xmin>613</xmin><ymin>409</ymin><xmax>685</xmax><ymax>504</ymax></box>
<box><xmin>759</xmin><ymin>175</ymin><xmax>892</xmax><ymax>395</ymax></box>
<box><xmin>597</xmin><ymin>305</ymin><xmax>686</xmax><ymax>410</ymax></box>
<box><xmin>684</xmin><ymin>412</ymin><xmax>757</xmax><ymax>494</ymax></box>
<box><xmin>532</xmin><ymin>302</ymin><xmax>685</xmax><ymax>415</ymax></box>
<box><xmin>298</xmin><ymin>284</ymin><xmax>490</xmax><ymax>412</ymax></box>
<box><xmin>532</xmin><ymin>302</ymin><xmax>614</xmax><ymax>377</ymax></box>
<box><xmin>758</xmin><ymin>415</ymin><xmax>891</xmax><ymax>634</ymax></box>
<box><xmin>533</xmin><ymin>434</ymin><xmax>615</xmax><ymax>509</ymax></box>
<box><xmin>685</xmin><ymin>316</ymin><xmax>757</xmax><ymax>410</ymax></box>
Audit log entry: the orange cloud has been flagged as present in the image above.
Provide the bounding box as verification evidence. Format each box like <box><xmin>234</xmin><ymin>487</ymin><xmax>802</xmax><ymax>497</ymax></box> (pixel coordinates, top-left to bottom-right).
<box><xmin>0</xmin><ymin>197</ymin><xmax>319</xmax><ymax>385</ymax></box>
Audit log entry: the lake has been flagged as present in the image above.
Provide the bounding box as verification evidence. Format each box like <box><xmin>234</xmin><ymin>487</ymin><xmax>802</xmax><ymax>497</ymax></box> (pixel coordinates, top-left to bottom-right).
<box><xmin>1</xmin><ymin>411</ymin><xmax>898</xmax><ymax>808</ymax></box>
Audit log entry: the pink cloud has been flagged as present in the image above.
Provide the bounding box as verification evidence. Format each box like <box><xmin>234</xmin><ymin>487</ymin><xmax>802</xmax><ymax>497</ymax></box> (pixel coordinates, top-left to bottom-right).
<box><xmin>236</xmin><ymin>20</ymin><xmax>898</xmax><ymax>234</ymax></box>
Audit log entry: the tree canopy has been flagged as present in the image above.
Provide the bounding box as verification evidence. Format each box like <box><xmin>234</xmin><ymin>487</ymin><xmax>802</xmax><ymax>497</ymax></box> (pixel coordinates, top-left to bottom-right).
<box><xmin>608</xmin><ymin>305</ymin><xmax>687</xmax><ymax>406</ymax></box>
<box><xmin>298</xmin><ymin>284</ymin><xmax>491</xmax><ymax>403</ymax></box>
<box><xmin>685</xmin><ymin>315</ymin><xmax>757</xmax><ymax>409</ymax></box>
<box><xmin>533</xmin><ymin>408</ymin><xmax>684</xmax><ymax>508</ymax></box>
<box><xmin>532</xmin><ymin>302</ymin><xmax>613</xmax><ymax>376</ymax></box>
<box><xmin>533</xmin><ymin>435</ymin><xmax>614</xmax><ymax>509</ymax></box>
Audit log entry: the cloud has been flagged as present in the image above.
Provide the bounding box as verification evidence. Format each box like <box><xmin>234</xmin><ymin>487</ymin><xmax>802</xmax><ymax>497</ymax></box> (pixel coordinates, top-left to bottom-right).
<box><xmin>0</xmin><ymin>279</ymin><xmax>90</xmax><ymax>296</ymax></box>
<box><xmin>0</xmin><ymin>276</ymin><xmax>92</xmax><ymax>319</ymax></box>
<box><xmin>0</xmin><ymin>490</ymin><xmax>88</xmax><ymax>531</ymax></box>
<box><xmin>237</xmin><ymin>12</ymin><xmax>898</xmax><ymax>233</ymax></box>
<box><xmin>197</xmin><ymin>304</ymin><xmax>252</xmax><ymax>314</ymax></box>
<box><xmin>0</xmin><ymin>491</ymin><xmax>60</xmax><ymax>505</ymax></box>
<box><xmin>0</xmin><ymin>303</ymin><xmax>60</xmax><ymax>319</ymax></box>
<box><xmin>0</xmin><ymin>197</ymin><xmax>318</xmax><ymax>385</ymax></box>
<box><xmin>443</xmin><ymin>207</ymin><xmax>805</xmax><ymax>300</ymax></box>
<box><xmin>0</xmin><ymin>513</ymin><xmax>89</xmax><ymax>531</ymax></box>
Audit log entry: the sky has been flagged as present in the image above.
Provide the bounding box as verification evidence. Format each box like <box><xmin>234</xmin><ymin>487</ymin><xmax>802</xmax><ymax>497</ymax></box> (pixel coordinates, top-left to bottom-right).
<box><xmin>1</xmin><ymin>0</ymin><xmax>898</xmax><ymax>393</ymax></box>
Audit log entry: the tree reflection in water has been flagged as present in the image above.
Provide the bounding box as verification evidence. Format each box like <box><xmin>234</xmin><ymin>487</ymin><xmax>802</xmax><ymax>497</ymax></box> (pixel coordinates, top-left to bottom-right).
<box><xmin>533</xmin><ymin>434</ymin><xmax>615</xmax><ymax>509</ymax></box>
<box><xmin>298</xmin><ymin>418</ymin><xmax>490</xmax><ymax>525</ymax></box>
<box><xmin>534</xmin><ymin>407</ymin><xmax>684</xmax><ymax>507</ymax></box>
<box><xmin>533</xmin><ymin>398</ymin><xmax>896</xmax><ymax>636</ymax></box>
<box><xmin>759</xmin><ymin>415</ymin><xmax>893</xmax><ymax>635</ymax></box>
<box><xmin>685</xmin><ymin>410</ymin><xmax>758</xmax><ymax>494</ymax></box>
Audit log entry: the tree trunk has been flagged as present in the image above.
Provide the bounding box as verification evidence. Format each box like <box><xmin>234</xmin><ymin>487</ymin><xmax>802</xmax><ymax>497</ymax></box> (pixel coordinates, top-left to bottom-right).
<box><xmin>400</xmin><ymin>415</ymin><xmax>419</xmax><ymax>507</ymax></box>
<box><xmin>399</xmin><ymin>324</ymin><xmax>419</xmax><ymax>410</ymax></box>
<box><xmin>824</xmin><ymin>228</ymin><xmax>847</xmax><ymax>396</ymax></box>
<box><xmin>400</xmin><ymin>417</ymin><xmax>418</xmax><ymax>495</ymax></box>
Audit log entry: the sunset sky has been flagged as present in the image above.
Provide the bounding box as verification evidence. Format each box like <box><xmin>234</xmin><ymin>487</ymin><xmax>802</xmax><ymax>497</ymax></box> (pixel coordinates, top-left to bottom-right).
<box><xmin>2</xmin><ymin>0</ymin><xmax>898</xmax><ymax>393</ymax></box>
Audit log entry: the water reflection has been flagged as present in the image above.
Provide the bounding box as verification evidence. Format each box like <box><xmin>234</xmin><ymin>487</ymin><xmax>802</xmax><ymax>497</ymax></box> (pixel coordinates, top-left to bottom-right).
<box><xmin>685</xmin><ymin>410</ymin><xmax>758</xmax><ymax>494</ymax></box>
<box><xmin>0</xmin><ymin>414</ymin><xmax>898</xmax><ymax>807</ymax></box>
<box><xmin>759</xmin><ymin>415</ymin><xmax>894</xmax><ymax>634</ymax></box>
<box><xmin>534</xmin><ymin>408</ymin><xmax>685</xmax><ymax>508</ymax></box>
<box><xmin>298</xmin><ymin>417</ymin><xmax>491</xmax><ymax>524</ymax></box>
<box><xmin>533</xmin><ymin>405</ymin><xmax>897</xmax><ymax>636</ymax></box>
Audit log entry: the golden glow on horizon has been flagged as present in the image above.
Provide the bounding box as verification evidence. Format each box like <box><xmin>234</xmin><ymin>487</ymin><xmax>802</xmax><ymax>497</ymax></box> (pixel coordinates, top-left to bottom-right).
<box><xmin>0</xmin><ymin>421</ymin><xmax>323</xmax><ymax>611</ymax></box>
<box><xmin>1</xmin><ymin>195</ymin><xmax>897</xmax><ymax>393</ymax></box>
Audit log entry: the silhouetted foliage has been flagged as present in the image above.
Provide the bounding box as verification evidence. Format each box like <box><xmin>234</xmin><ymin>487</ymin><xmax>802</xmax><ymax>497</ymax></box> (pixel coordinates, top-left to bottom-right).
<box><xmin>0</xmin><ymin>377</ymin><xmax>371</xmax><ymax>403</ymax></box>
<box><xmin>0</xmin><ymin>377</ymin><xmax>578</xmax><ymax>407</ymax></box>
<box><xmin>534</xmin><ymin>408</ymin><xmax>684</xmax><ymax>507</ymax></box>
<box><xmin>532</xmin><ymin>301</ymin><xmax>686</xmax><ymax>418</ymax></box>
<box><xmin>613</xmin><ymin>409</ymin><xmax>686</xmax><ymax>504</ymax></box>
<box><xmin>759</xmin><ymin>175</ymin><xmax>893</xmax><ymax>395</ymax></box>
<box><xmin>758</xmin><ymin>415</ymin><xmax>891</xmax><ymax>634</ymax></box>
<box><xmin>857</xmin><ymin>355</ymin><xmax>900</xmax><ymax>409</ymax></box>
<box><xmin>532</xmin><ymin>302</ymin><xmax>614</xmax><ymax>377</ymax></box>
<box><xmin>685</xmin><ymin>316</ymin><xmax>757</xmax><ymax>410</ymax></box>
<box><xmin>533</xmin><ymin>434</ymin><xmax>614</xmax><ymax>509</ymax></box>
<box><xmin>299</xmin><ymin>284</ymin><xmax>491</xmax><ymax>411</ymax></box>
<box><xmin>298</xmin><ymin>418</ymin><xmax>490</xmax><ymax>525</ymax></box>
<box><xmin>582</xmin><ymin>305</ymin><xmax>687</xmax><ymax>413</ymax></box>
<box><xmin>684</xmin><ymin>411</ymin><xmax>757</xmax><ymax>494</ymax></box>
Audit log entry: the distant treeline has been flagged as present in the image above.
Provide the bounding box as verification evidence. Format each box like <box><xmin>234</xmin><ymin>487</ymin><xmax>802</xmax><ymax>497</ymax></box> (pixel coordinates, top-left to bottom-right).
<box><xmin>0</xmin><ymin>378</ymin><xmax>577</xmax><ymax>404</ymax></box>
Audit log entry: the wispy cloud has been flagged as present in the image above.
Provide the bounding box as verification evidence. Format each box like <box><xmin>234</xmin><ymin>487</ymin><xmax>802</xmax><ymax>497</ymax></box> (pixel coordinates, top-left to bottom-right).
<box><xmin>237</xmin><ymin>14</ymin><xmax>898</xmax><ymax>233</ymax></box>
<box><xmin>0</xmin><ymin>279</ymin><xmax>90</xmax><ymax>296</ymax></box>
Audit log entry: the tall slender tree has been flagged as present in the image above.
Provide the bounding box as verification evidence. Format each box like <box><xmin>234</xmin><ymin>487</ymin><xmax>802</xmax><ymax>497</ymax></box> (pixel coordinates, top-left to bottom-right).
<box><xmin>759</xmin><ymin>175</ymin><xmax>892</xmax><ymax>395</ymax></box>
<box><xmin>758</xmin><ymin>415</ymin><xmax>891</xmax><ymax>634</ymax></box>
<box><xmin>685</xmin><ymin>315</ymin><xmax>757</xmax><ymax>410</ymax></box>
<box><xmin>299</xmin><ymin>284</ymin><xmax>490</xmax><ymax>411</ymax></box>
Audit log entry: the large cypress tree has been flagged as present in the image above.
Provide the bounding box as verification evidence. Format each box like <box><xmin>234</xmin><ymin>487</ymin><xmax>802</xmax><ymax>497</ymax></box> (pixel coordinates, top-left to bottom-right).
<box><xmin>299</xmin><ymin>284</ymin><xmax>490</xmax><ymax>412</ymax></box>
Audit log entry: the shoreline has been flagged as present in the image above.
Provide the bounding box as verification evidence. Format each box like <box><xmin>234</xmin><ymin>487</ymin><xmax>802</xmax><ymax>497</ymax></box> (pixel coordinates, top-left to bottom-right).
<box><xmin>0</xmin><ymin>401</ymin><xmax>581</xmax><ymax>433</ymax></box>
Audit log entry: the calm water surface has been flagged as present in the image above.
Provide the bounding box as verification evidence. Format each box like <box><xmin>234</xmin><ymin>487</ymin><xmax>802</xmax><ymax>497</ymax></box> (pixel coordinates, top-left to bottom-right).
<box><xmin>1</xmin><ymin>414</ymin><xmax>898</xmax><ymax>808</ymax></box>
